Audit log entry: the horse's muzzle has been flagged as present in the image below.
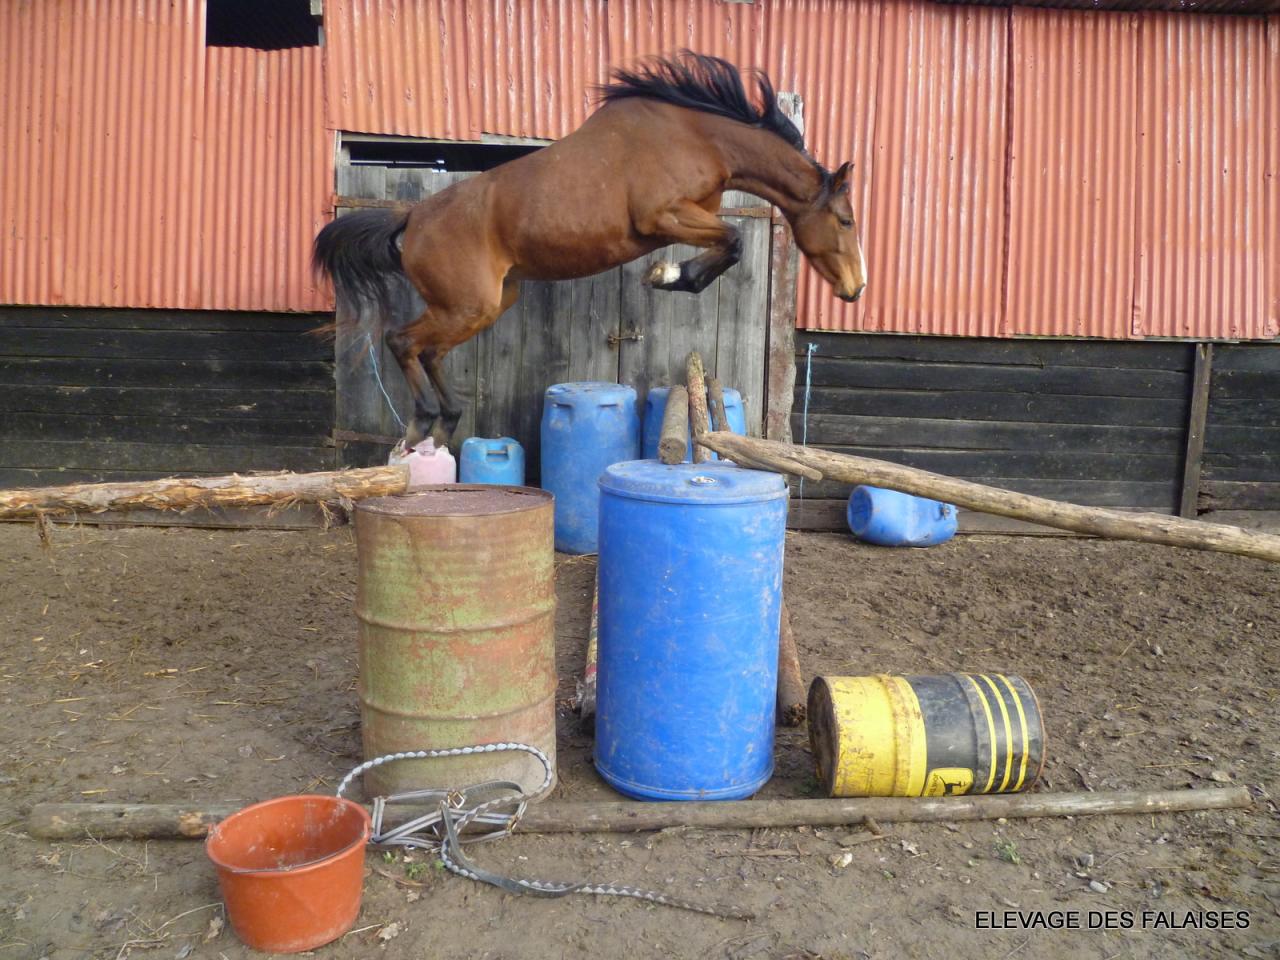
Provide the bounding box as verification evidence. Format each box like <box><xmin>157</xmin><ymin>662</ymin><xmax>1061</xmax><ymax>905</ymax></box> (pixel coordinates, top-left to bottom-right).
<box><xmin>838</xmin><ymin>287</ymin><xmax>864</xmax><ymax>303</ymax></box>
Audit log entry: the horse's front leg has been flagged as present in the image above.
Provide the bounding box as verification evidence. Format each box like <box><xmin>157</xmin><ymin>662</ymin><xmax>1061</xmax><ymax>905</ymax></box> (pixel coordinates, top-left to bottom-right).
<box><xmin>639</xmin><ymin>200</ymin><xmax>742</xmax><ymax>295</ymax></box>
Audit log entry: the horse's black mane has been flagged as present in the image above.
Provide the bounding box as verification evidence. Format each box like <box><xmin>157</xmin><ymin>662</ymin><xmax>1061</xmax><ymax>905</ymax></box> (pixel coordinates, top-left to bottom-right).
<box><xmin>599</xmin><ymin>51</ymin><xmax>806</xmax><ymax>153</ymax></box>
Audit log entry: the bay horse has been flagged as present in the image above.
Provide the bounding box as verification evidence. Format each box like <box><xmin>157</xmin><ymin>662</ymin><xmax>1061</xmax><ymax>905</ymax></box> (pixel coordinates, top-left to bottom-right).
<box><xmin>313</xmin><ymin>51</ymin><xmax>866</xmax><ymax>449</ymax></box>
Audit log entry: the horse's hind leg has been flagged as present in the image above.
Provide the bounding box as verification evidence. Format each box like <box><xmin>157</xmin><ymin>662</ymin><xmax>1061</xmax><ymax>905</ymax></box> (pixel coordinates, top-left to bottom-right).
<box><xmin>385</xmin><ymin>327</ymin><xmax>440</xmax><ymax>448</ymax></box>
<box><xmin>638</xmin><ymin>200</ymin><xmax>742</xmax><ymax>294</ymax></box>
<box><xmin>406</xmin><ymin>278</ymin><xmax>520</xmax><ymax>447</ymax></box>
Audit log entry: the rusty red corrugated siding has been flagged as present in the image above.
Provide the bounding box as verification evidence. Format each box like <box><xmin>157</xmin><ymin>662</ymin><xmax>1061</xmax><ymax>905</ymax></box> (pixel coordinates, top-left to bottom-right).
<box><xmin>325</xmin><ymin>0</ymin><xmax>472</xmax><ymax>139</ymax></box>
<box><xmin>201</xmin><ymin>46</ymin><xmax>330</xmax><ymax>311</ymax></box>
<box><xmin>606</xmin><ymin>0</ymin><xmax>769</xmax><ymax>75</ymax></box>
<box><xmin>1133</xmin><ymin>13</ymin><xmax>1277</xmax><ymax>339</ymax></box>
<box><xmin>768</xmin><ymin>0</ymin><xmax>883</xmax><ymax>334</ymax></box>
<box><xmin>1005</xmin><ymin>8</ymin><xmax>1140</xmax><ymax>340</ymax></box>
<box><xmin>0</xmin><ymin>0</ymin><xmax>330</xmax><ymax>312</ymax></box>
<box><xmin>468</xmin><ymin>0</ymin><xmax>609</xmax><ymax>140</ymax></box>
<box><xmin>326</xmin><ymin>0</ymin><xmax>609</xmax><ymax>142</ymax></box>
<box><xmin>1270</xmin><ymin>18</ymin><xmax>1280</xmax><ymax>333</ymax></box>
<box><xmin>814</xmin><ymin>1</ymin><xmax>1008</xmax><ymax>335</ymax></box>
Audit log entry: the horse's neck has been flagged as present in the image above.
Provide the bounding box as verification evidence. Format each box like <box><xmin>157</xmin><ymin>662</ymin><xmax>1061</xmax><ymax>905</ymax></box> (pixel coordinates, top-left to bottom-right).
<box><xmin>714</xmin><ymin>123</ymin><xmax>822</xmax><ymax>216</ymax></box>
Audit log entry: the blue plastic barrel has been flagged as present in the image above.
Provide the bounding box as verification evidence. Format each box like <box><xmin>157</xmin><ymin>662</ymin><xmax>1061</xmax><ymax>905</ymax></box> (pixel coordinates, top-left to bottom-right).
<box><xmin>596</xmin><ymin>461</ymin><xmax>788</xmax><ymax>800</ymax></box>
<box><xmin>846</xmin><ymin>486</ymin><xmax>958</xmax><ymax>547</ymax></box>
<box><xmin>459</xmin><ymin>437</ymin><xmax>525</xmax><ymax>486</ymax></box>
<box><xmin>540</xmin><ymin>382</ymin><xmax>640</xmax><ymax>554</ymax></box>
<box><xmin>641</xmin><ymin>386</ymin><xmax>748</xmax><ymax>461</ymax></box>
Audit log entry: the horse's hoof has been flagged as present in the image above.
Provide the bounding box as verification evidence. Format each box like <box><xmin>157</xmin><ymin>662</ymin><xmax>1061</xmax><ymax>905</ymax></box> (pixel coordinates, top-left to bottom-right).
<box><xmin>645</xmin><ymin>262</ymin><xmax>682</xmax><ymax>288</ymax></box>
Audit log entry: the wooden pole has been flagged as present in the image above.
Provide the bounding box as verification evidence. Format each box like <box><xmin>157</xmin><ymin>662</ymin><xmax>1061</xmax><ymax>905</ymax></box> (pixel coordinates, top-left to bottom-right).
<box><xmin>0</xmin><ymin>466</ymin><xmax>413</xmax><ymax>520</ymax></box>
<box><xmin>776</xmin><ymin>600</ymin><xmax>805</xmax><ymax>726</ymax></box>
<box><xmin>686</xmin><ymin>353</ymin><xmax>713</xmax><ymax>464</ymax></box>
<box><xmin>658</xmin><ymin>385</ymin><xmax>691</xmax><ymax>465</ymax></box>
<box><xmin>697</xmin><ymin>432</ymin><xmax>1280</xmax><ymax>564</ymax></box>
<box><xmin>28</xmin><ymin>787</ymin><xmax>1250</xmax><ymax>840</ymax></box>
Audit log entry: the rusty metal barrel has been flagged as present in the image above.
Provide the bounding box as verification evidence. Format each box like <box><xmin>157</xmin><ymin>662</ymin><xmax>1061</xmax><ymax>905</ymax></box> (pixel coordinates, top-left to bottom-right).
<box><xmin>354</xmin><ymin>486</ymin><xmax>557</xmax><ymax>798</ymax></box>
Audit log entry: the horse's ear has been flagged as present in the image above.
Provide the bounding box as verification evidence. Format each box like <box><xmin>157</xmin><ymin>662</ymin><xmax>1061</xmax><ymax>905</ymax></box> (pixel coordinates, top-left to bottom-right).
<box><xmin>832</xmin><ymin>161</ymin><xmax>852</xmax><ymax>194</ymax></box>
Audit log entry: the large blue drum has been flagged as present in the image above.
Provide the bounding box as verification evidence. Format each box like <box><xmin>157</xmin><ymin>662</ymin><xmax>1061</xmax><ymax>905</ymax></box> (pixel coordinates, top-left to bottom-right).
<box><xmin>540</xmin><ymin>382</ymin><xmax>639</xmax><ymax>554</ymax></box>
<box><xmin>595</xmin><ymin>461</ymin><xmax>788</xmax><ymax>800</ymax></box>
<box><xmin>641</xmin><ymin>385</ymin><xmax>747</xmax><ymax>461</ymax></box>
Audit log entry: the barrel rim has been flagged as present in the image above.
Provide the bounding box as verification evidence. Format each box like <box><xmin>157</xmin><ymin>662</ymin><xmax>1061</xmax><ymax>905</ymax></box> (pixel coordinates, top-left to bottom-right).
<box><xmin>357</xmin><ymin>485</ymin><xmax>552</xmax><ymax>518</ymax></box>
<box><xmin>599</xmin><ymin>461</ymin><xmax>788</xmax><ymax>506</ymax></box>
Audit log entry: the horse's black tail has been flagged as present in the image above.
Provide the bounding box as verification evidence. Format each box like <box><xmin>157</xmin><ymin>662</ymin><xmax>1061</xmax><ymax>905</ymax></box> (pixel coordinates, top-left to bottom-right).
<box><xmin>311</xmin><ymin>209</ymin><xmax>409</xmax><ymax>337</ymax></box>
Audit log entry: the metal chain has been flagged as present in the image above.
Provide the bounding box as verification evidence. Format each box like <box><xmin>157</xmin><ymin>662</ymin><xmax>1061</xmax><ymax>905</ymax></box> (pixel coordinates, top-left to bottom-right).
<box><xmin>337</xmin><ymin>744</ymin><xmax>752</xmax><ymax>920</ymax></box>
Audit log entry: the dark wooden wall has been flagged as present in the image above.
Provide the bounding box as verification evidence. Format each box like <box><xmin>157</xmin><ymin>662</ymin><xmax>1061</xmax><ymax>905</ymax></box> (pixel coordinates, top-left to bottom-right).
<box><xmin>788</xmin><ymin>333</ymin><xmax>1201</xmax><ymax>528</ymax></box>
<box><xmin>1201</xmin><ymin>343</ymin><xmax>1280</xmax><ymax>512</ymax></box>
<box><xmin>0</xmin><ymin>308</ymin><xmax>335</xmax><ymax>487</ymax></box>
<box><xmin>332</xmin><ymin>165</ymin><xmax>774</xmax><ymax>479</ymax></box>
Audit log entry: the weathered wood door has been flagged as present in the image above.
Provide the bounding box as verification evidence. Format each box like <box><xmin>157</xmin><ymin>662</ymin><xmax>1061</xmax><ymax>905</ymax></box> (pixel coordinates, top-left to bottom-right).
<box><xmin>332</xmin><ymin>165</ymin><xmax>774</xmax><ymax>477</ymax></box>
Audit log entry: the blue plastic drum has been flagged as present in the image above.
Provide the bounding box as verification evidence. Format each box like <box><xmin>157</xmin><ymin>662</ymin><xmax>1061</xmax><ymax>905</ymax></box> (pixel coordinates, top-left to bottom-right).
<box><xmin>459</xmin><ymin>437</ymin><xmax>525</xmax><ymax>486</ymax></box>
<box><xmin>540</xmin><ymin>382</ymin><xmax>640</xmax><ymax>554</ymax></box>
<box><xmin>595</xmin><ymin>461</ymin><xmax>788</xmax><ymax>800</ymax></box>
<box><xmin>847</xmin><ymin>486</ymin><xmax>958</xmax><ymax>547</ymax></box>
<box><xmin>641</xmin><ymin>386</ymin><xmax>748</xmax><ymax>461</ymax></box>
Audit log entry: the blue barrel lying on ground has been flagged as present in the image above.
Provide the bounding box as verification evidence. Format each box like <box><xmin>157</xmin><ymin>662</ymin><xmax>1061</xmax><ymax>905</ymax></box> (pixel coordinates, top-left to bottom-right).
<box><xmin>540</xmin><ymin>382</ymin><xmax>640</xmax><ymax>554</ymax></box>
<box><xmin>641</xmin><ymin>385</ymin><xmax>747</xmax><ymax>461</ymax></box>
<box><xmin>595</xmin><ymin>460</ymin><xmax>787</xmax><ymax>800</ymax></box>
<box><xmin>459</xmin><ymin>437</ymin><xmax>525</xmax><ymax>486</ymax></box>
<box><xmin>846</xmin><ymin>486</ymin><xmax>958</xmax><ymax>547</ymax></box>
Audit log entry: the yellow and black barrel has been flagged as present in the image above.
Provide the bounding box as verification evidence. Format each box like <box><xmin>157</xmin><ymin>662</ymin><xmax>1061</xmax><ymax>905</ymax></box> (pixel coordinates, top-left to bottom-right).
<box><xmin>807</xmin><ymin>674</ymin><xmax>1045</xmax><ymax>798</ymax></box>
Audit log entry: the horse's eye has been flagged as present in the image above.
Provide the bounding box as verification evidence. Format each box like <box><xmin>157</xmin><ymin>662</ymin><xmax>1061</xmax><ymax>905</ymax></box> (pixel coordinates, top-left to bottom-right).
<box><xmin>838</xmin><ymin>218</ymin><xmax>853</xmax><ymax>230</ymax></box>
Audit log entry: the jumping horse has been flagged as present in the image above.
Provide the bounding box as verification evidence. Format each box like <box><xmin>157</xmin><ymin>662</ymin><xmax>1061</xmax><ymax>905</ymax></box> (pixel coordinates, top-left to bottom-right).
<box><xmin>313</xmin><ymin>52</ymin><xmax>867</xmax><ymax>449</ymax></box>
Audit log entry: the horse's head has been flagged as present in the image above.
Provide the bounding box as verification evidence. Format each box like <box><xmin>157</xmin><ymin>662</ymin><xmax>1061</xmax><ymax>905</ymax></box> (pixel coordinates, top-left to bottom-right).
<box><xmin>790</xmin><ymin>162</ymin><xmax>866</xmax><ymax>303</ymax></box>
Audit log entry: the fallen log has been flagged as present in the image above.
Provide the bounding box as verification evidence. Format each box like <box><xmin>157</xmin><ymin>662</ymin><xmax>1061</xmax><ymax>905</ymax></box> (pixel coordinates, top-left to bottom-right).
<box><xmin>697</xmin><ymin>432</ymin><xmax>1280</xmax><ymax>564</ymax></box>
<box><xmin>0</xmin><ymin>466</ymin><xmax>413</xmax><ymax>520</ymax></box>
<box><xmin>686</xmin><ymin>352</ymin><xmax>713</xmax><ymax>464</ymax></box>
<box><xmin>28</xmin><ymin>787</ymin><xmax>1250</xmax><ymax>840</ymax></box>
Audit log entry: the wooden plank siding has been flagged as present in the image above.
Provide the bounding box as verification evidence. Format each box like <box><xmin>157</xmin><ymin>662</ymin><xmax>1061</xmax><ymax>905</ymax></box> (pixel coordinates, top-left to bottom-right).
<box><xmin>788</xmin><ymin>333</ymin><xmax>1196</xmax><ymax>527</ymax></box>
<box><xmin>333</xmin><ymin>160</ymin><xmax>774</xmax><ymax>479</ymax></box>
<box><xmin>0</xmin><ymin>307</ymin><xmax>335</xmax><ymax>488</ymax></box>
<box><xmin>1200</xmin><ymin>342</ymin><xmax>1280</xmax><ymax>511</ymax></box>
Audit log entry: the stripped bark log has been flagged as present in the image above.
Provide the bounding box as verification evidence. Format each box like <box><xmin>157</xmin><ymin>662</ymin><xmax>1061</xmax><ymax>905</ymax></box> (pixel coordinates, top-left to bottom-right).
<box><xmin>776</xmin><ymin>599</ymin><xmax>806</xmax><ymax>726</ymax></box>
<box><xmin>0</xmin><ymin>466</ymin><xmax>413</xmax><ymax>520</ymax></box>
<box><xmin>706</xmin><ymin>377</ymin><xmax>730</xmax><ymax>434</ymax></box>
<box><xmin>686</xmin><ymin>352</ymin><xmax>712</xmax><ymax>464</ymax></box>
<box><xmin>29</xmin><ymin>787</ymin><xmax>1250</xmax><ymax>840</ymax></box>
<box><xmin>696</xmin><ymin>433</ymin><xmax>1280</xmax><ymax>564</ymax></box>
<box><xmin>658</xmin><ymin>385</ymin><xmax>691</xmax><ymax>465</ymax></box>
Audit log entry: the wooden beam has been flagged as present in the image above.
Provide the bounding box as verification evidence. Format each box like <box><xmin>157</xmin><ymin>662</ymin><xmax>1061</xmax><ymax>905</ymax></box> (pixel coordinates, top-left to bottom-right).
<box><xmin>1179</xmin><ymin>343</ymin><xmax>1214</xmax><ymax>519</ymax></box>
<box><xmin>697</xmin><ymin>432</ymin><xmax>1280</xmax><ymax>564</ymax></box>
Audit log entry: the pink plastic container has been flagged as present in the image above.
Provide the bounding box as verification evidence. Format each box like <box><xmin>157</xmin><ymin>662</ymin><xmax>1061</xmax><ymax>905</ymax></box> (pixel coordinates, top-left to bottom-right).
<box><xmin>389</xmin><ymin>438</ymin><xmax>457</xmax><ymax>488</ymax></box>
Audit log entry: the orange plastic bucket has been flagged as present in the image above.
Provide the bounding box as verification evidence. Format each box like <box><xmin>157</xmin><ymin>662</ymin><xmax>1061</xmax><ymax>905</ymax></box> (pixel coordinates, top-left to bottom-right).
<box><xmin>206</xmin><ymin>795</ymin><xmax>371</xmax><ymax>954</ymax></box>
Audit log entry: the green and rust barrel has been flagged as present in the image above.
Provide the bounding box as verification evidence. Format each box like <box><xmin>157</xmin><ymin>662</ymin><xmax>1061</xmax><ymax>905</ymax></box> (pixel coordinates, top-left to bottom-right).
<box><xmin>354</xmin><ymin>486</ymin><xmax>557</xmax><ymax>797</ymax></box>
<box><xmin>808</xmin><ymin>674</ymin><xmax>1045</xmax><ymax>798</ymax></box>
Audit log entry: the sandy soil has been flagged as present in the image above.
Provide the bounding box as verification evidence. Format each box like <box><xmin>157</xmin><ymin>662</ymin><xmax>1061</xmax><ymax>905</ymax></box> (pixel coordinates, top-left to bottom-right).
<box><xmin>0</xmin><ymin>523</ymin><xmax>1276</xmax><ymax>959</ymax></box>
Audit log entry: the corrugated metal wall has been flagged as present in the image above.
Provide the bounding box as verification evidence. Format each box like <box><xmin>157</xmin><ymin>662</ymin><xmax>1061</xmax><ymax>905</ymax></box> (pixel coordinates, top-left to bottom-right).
<box><xmin>1005</xmin><ymin>9</ymin><xmax>1140</xmax><ymax>340</ymax></box>
<box><xmin>1</xmin><ymin>1</ymin><xmax>1276</xmax><ymax>336</ymax></box>
<box><xmin>0</xmin><ymin>0</ymin><xmax>329</xmax><ymax>312</ymax></box>
<box><xmin>323</xmin><ymin>0</ymin><xmax>1278</xmax><ymax>341</ymax></box>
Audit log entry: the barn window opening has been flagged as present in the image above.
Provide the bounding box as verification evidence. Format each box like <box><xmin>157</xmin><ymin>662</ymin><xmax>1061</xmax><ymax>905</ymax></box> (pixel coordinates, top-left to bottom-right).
<box><xmin>206</xmin><ymin>0</ymin><xmax>320</xmax><ymax>50</ymax></box>
<box><xmin>344</xmin><ymin>139</ymin><xmax>544</xmax><ymax>172</ymax></box>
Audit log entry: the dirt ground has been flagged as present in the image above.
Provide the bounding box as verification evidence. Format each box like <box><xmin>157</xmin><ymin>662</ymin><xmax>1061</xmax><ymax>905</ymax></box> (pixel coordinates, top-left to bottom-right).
<box><xmin>0</xmin><ymin>520</ymin><xmax>1276</xmax><ymax>960</ymax></box>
